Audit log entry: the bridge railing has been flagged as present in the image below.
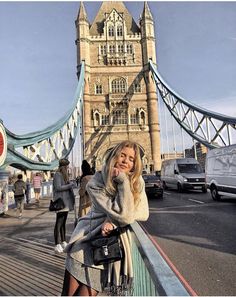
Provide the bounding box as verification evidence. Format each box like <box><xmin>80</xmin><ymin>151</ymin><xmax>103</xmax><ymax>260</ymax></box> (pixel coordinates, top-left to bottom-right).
<box><xmin>130</xmin><ymin>222</ymin><xmax>190</xmax><ymax>296</ymax></box>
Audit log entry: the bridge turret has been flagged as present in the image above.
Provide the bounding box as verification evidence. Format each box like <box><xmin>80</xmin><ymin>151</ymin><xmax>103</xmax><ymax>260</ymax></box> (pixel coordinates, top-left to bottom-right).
<box><xmin>140</xmin><ymin>2</ymin><xmax>161</xmax><ymax>171</ymax></box>
<box><xmin>140</xmin><ymin>2</ymin><xmax>156</xmax><ymax>65</ymax></box>
<box><xmin>75</xmin><ymin>2</ymin><xmax>90</xmax><ymax>72</ymax></box>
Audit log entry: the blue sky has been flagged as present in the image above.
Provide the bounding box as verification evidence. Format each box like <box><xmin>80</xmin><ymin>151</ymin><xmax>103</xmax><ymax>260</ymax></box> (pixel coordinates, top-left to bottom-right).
<box><xmin>0</xmin><ymin>1</ymin><xmax>236</xmax><ymax>153</ymax></box>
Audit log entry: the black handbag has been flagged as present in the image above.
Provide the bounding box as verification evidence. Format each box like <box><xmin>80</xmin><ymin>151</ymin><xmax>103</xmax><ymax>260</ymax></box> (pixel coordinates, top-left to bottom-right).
<box><xmin>91</xmin><ymin>228</ymin><xmax>123</xmax><ymax>266</ymax></box>
<box><xmin>49</xmin><ymin>198</ymin><xmax>65</xmax><ymax>212</ymax></box>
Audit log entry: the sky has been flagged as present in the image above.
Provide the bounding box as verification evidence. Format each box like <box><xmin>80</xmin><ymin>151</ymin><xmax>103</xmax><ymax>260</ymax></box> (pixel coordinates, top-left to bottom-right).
<box><xmin>1</xmin><ymin>1</ymin><xmax>236</xmax><ymax>156</ymax></box>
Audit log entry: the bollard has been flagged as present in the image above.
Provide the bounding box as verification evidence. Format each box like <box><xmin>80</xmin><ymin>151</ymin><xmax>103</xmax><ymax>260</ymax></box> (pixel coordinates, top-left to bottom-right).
<box><xmin>0</xmin><ymin>170</ymin><xmax>10</xmax><ymax>215</ymax></box>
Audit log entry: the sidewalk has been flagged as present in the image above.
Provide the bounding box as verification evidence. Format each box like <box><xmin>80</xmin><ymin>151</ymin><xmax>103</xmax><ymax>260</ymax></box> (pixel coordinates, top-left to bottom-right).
<box><xmin>0</xmin><ymin>197</ymin><xmax>76</xmax><ymax>296</ymax></box>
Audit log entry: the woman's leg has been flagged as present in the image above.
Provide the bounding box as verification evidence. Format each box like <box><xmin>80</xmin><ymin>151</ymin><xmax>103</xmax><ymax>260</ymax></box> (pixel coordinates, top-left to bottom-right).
<box><xmin>54</xmin><ymin>212</ymin><xmax>64</xmax><ymax>245</ymax></box>
<box><xmin>61</xmin><ymin>269</ymin><xmax>98</xmax><ymax>296</ymax></box>
<box><xmin>61</xmin><ymin>269</ymin><xmax>80</xmax><ymax>296</ymax></box>
<box><xmin>19</xmin><ymin>198</ymin><xmax>24</xmax><ymax>216</ymax></box>
<box><xmin>78</xmin><ymin>284</ymin><xmax>98</xmax><ymax>296</ymax></box>
<box><xmin>60</xmin><ymin>211</ymin><xmax>68</xmax><ymax>242</ymax></box>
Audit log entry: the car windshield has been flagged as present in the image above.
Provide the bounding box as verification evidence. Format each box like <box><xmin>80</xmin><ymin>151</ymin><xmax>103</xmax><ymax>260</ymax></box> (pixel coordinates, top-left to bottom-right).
<box><xmin>178</xmin><ymin>164</ymin><xmax>203</xmax><ymax>173</ymax></box>
<box><xmin>143</xmin><ymin>175</ymin><xmax>160</xmax><ymax>181</ymax></box>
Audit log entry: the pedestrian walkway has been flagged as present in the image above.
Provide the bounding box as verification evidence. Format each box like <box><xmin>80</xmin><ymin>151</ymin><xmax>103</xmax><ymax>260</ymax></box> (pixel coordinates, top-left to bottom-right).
<box><xmin>0</xmin><ymin>197</ymin><xmax>75</xmax><ymax>296</ymax></box>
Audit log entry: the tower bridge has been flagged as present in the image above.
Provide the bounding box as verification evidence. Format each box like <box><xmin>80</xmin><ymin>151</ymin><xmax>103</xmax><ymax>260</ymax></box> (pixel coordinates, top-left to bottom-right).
<box><xmin>0</xmin><ymin>2</ymin><xmax>235</xmax><ymax>296</ymax></box>
<box><xmin>0</xmin><ymin>1</ymin><xmax>236</xmax><ymax>174</ymax></box>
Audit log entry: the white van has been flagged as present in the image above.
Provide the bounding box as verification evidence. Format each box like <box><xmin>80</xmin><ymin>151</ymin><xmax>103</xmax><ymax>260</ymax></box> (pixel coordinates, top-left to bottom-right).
<box><xmin>205</xmin><ymin>144</ymin><xmax>236</xmax><ymax>200</ymax></box>
<box><xmin>161</xmin><ymin>158</ymin><xmax>206</xmax><ymax>193</ymax></box>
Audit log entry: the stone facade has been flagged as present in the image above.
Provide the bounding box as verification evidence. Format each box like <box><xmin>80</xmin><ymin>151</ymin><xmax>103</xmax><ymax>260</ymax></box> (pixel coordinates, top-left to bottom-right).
<box><xmin>76</xmin><ymin>2</ymin><xmax>161</xmax><ymax>171</ymax></box>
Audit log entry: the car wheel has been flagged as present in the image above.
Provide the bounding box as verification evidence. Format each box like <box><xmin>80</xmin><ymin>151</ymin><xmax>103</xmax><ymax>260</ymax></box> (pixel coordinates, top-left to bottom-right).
<box><xmin>211</xmin><ymin>186</ymin><xmax>221</xmax><ymax>201</ymax></box>
<box><xmin>202</xmin><ymin>186</ymin><xmax>207</xmax><ymax>193</ymax></box>
<box><xmin>177</xmin><ymin>183</ymin><xmax>183</xmax><ymax>193</ymax></box>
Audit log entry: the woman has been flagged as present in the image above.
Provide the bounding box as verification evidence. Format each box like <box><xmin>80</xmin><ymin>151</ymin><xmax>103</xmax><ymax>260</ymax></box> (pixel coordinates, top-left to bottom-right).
<box><xmin>32</xmin><ymin>172</ymin><xmax>42</xmax><ymax>203</ymax></box>
<box><xmin>78</xmin><ymin>160</ymin><xmax>93</xmax><ymax>217</ymax></box>
<box><xmin>62</xmin><ymin>141</ymin><xmax>149</xmax><ymax>296</ymax></box>
<box><xmin>13</xmin><ymin>174</ymin><xmax>26</xmax><ymax>219</ymax></box>
<box><xmin>53</xmin><ymin>158</ymin><xmax>75</xmax><ymax>254</ymax></box>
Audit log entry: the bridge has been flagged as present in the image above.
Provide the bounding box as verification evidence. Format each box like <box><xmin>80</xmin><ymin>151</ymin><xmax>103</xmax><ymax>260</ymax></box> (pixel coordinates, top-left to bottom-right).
<box><xmin>0</xmin><ymin>59</ymin><xmax>235</xmax><ymax>296</ymax></box>
<box><xmin>1</xmin><ymin>60</ymin><xmax>236</xmax><ymax>174</ymax></box>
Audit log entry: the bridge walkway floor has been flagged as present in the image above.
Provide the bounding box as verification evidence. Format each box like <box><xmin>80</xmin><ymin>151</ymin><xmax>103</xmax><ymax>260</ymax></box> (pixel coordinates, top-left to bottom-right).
<box><xmin>0</xmin><ymin>197</ymin><xmax>77</xmax><ymax>296</ymax></box>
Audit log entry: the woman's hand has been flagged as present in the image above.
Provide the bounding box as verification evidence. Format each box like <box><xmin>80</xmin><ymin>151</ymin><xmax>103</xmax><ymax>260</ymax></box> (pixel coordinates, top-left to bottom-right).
<box><xmin>112</xmin><ymin>167</ymin><xmax>120</xmax><ymax>178</ymax></box>
<box><xmin>101</xmin><ymin>221</ymin><xmax>114</xmax><ymax>237</ymax></box>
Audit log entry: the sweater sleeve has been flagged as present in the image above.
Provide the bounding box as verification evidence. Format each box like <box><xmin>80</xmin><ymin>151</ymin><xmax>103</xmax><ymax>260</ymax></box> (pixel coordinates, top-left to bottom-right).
<box><xmin>53</xmin><ymin>173</ymin><xmax>72</xmax><ymax>192</ymax></box>
<box><xmin>133</xmin><ymin>177</ymin><xmax>149</xmax><ymax>222</ymax></box>
<box><xmin>87</xmin><ymin>172</ymin><xmax>147</xmax><ymax>226</ymax></box>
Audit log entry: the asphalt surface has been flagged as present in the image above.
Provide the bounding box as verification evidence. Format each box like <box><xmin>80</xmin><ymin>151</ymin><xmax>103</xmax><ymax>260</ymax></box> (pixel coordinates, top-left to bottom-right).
<box><xmin>0</xmin><ymin>197</ymin><xmax>76</xmax><ymax>296</ymax></box>
<box><xmin>142</xmin><ymin>189</ymin><xmax>236</xmax><ymax>296</ymax></box>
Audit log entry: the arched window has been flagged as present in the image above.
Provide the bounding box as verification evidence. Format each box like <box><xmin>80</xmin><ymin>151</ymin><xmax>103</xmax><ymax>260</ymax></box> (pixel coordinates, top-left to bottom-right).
<box><xmin>100</xmin><ymin>45</ymin><xmax>106</xmax><ymax>55</ymax></box>
<box><xmin>130</xmin><ymin>114</ymin><xmax>138</xmax><ymax>124</ymax></box>
<box><xmin>94</xmin><ymin>112</ymin><xmax>100</xmax><ymax>126</ymax></box>
<box><xmin>108</xmin><ymin>26</ymin><xmax>114</xmax><ymax>37</ymax></box>
<box><xmin>140</xmin><ymin>111</ymin><xmax>145</xmax><ymax>125</ymax></box>
<box><xmin>127</xmin><ymin>44</ymin><xmax>133</xmax><ymax>54</ymax></box>
<box><xmin>118</xmin><ymin>44</ymin><xmax>124</xmax><ymax>53</ymax></box>
<box><xmin>101</xmin><ymin>115</ymin><xmax>109</xmax><ymax>125</ymax></box>
<box><xmin>111</xmin><ymin>78</ymin><xmax>126</xmax><ymax>93</ymax></box>
<box><xmin>134</xmin><ymin>82</ymin><xmax>141</xmax><ymax>93</ymax></box>
<box><xmin>95</xmin><ymin>84</ymin><xmax>102</xmax><ymax>94</ymax></box>
<box><xmin>109</xmin><ymin>45</ymin><xmax>115</xmax><ymax>53</ymax></box>
<box><xmin>117</xmin><ymin>26</ymin><xmax>123</xmax><ymax>37</ymax></box>
<box><xmin>112</xmin><ymin>110</ymin><xmax>127</xmax><ymax>125</ymax></box>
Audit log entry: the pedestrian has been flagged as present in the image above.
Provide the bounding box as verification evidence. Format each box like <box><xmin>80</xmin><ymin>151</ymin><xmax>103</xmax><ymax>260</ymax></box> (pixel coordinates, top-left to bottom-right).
<box><xmin>13</xmin><ymin>174</ymin><xmax>26</xmax><ymax>219</ymax></box>
<box><xmin>53</xmin><ymin>158</ymin><xmax>75</xmax><ymax>254</ymax></box>
<box><xmin>25</xmin><ymin>178</ymin><xmax>31</xmax><ymax>204</ymax></box>
<box><xmin>32</xmin><ymin>172</ymin><xmax>42</xmax><ymax>203</ymax></box>
<box><xmin>61</xmin><ymin>140</ymin><xmax>149</xmax><ymax>296</ymax></box>
<box><xmin>75</xmin><ymin>176</ymin><xmax>80</xmax><ymax>187</ymax></box>
<box><xmin>78</xmin><ymin>160</ymin><xmax>93</xmax><ymax>217</ymax></box>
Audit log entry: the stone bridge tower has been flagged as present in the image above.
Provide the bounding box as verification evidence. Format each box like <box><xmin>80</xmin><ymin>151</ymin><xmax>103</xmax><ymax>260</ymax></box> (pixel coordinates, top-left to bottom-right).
<box><xmin>75</xmin><ymin>1</ymin><xmax>161</xmax><ymax>171</ymax></box>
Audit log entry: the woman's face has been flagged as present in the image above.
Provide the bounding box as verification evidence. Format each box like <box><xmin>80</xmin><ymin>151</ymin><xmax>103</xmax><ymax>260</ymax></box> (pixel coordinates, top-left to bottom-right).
<box><xmin>115</xmin><ymin>147</ymin><xmax>135</xmax><ymax>174</ymax></box>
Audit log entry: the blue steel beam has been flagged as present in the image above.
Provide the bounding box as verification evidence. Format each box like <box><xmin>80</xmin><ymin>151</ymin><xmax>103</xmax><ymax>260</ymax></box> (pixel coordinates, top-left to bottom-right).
<box><xmin>0</xmin><ymin>62</ymin><xmax>85</xmax><ymax>171</ymax></box>
<box><xmin>149</xmin><ymin>60</ymin><xmax>236</xmax><ymax>148</ymax></box>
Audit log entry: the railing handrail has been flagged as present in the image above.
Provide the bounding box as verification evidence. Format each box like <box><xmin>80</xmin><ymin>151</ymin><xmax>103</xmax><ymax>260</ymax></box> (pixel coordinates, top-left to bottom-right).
<box><xmin>131</xmin><ymin>221</ymin><xmax>190</xmax><ymax>296</ymax></box>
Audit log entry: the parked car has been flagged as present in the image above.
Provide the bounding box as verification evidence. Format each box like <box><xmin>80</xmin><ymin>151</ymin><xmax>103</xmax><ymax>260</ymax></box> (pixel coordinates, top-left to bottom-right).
<box><xmin>143</xmin><ymin>174</ymin><xmax>164</xmax><ymax>198</ymax></box>
<box><xmin>161</xmin><ymin>158</ymin><xmax>207</xmax><ymax>193</ymax></box>
<box><xmin>206</xmin><ymin>144</ymin><xmax>236</xmax><ymax>200</ymax></box>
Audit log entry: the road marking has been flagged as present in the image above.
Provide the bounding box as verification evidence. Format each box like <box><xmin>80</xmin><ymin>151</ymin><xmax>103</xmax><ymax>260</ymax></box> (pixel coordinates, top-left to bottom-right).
<box><xmin>164</xmin><ymin>191</ymin><xmax>171</xmax><ymax>195</ymax></box>
<box><xmin>188</xmin><ymin>199</ymin><xmax>205</xmax><ymax>204</ymax></box>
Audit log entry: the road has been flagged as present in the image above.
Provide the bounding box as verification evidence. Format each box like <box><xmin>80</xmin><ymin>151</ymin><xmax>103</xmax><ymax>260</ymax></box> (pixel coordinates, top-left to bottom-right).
<box><xmin>142</xmin><ymin>189</ymin><xmax>236</xmax><ymax>296</ymax></box>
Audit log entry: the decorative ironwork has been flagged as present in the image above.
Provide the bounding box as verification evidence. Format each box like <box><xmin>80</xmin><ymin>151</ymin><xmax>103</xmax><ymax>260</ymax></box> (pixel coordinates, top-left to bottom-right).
<box><xmin>149</xmin><ymin>60</ymin><xmax>236</xmax><ymax>148</ymax></box>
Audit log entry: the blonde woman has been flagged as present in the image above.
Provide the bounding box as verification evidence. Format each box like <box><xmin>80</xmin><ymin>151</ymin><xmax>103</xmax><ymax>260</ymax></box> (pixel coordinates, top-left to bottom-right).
<box><xmin>53</xmin><ymin>159</ymin><xmax>75</xmax><ymax>254</ymax></box>
<box><xmin>62</xmin><ymin>141</ymin><xmax>149</xmax><ymax>296</ymax></box>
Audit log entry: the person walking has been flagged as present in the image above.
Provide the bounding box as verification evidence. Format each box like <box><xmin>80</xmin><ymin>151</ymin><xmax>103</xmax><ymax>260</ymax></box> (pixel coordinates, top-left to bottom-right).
<box><xmin>78</xmin><ymin>160</ymin><xmax>93</xmax><ymax>217</ymax></box>
<box><xmin>25</xmin><ymin>178</ymin><xmax>31</xmax><ymax>204</ymax></box>
<box><xmin>32</xmin><ymin>173</ymin><xmax>42</xmax><ymax>203</ymax></box>
<box><xmin>13</xmin><ymin>174</ymin><xmax>26</xmax><ymax>219</ymax></box>
<box><xmin>53</xmin><ymin>158</ymin><xmax>75</xmax><ymax>254</ymax></box>
<box><xmin>61</xmin><ymin>140</ymin><xmax>149</xmax><ymax>296</ymax></box>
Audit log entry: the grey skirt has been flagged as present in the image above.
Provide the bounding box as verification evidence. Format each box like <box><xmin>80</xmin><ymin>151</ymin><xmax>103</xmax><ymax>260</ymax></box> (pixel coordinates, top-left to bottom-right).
<box><xmin>65</xmin><ymin>255</ymin><xmax>104</xmax><ymax>292</ymax></box>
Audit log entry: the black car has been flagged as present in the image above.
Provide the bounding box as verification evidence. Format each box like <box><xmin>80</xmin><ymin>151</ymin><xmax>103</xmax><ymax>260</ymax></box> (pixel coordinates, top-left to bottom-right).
<box><xmin>143</xmin><ymin>174</ymin><xmax>164</xmax><ymax>198</ymax></box>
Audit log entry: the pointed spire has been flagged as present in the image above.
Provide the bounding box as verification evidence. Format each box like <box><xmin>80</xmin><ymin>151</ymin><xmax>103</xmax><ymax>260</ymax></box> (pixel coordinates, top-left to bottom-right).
<box><xmin>77</xmin><ymin>2</ymin><xmax>88</xmax><ymax>22</ymax></box>
<box><xmin>142</xmin><ymin>2</ymin><xmax>153</xmax><ymax>20</ymax></box>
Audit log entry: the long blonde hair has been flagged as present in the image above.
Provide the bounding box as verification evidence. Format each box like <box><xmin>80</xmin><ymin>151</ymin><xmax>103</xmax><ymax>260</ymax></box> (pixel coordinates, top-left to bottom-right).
<box><xmin>57</xmin><ymin>165</ymin><xmax>69</xmax><ymax>184</ymax></box>
<box><xmin>103</xmin><ymin>141</ymin><xmax>143</xmax><ymax>203</ymax></box>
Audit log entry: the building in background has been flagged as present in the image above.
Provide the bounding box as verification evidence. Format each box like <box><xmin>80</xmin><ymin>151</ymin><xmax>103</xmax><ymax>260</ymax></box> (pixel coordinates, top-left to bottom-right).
<box><xmin>75</xmin><ymin>2</ymin><xmax>161</xmax><ymax>171</ymax></box>
<box><xmin>185</xmin><ymin>142</ymin><xmax>208</xmax><ymax>169</ymax></box>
